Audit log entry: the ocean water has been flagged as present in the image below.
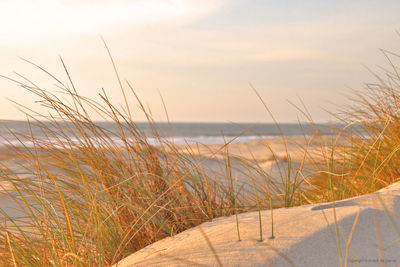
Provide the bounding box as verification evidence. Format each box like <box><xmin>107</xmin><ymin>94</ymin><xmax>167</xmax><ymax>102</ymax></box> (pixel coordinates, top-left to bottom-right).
<box><xmin>0</xmin><ymin>121</ymin><xmax>346</xmax><ymax>147</ymax></box>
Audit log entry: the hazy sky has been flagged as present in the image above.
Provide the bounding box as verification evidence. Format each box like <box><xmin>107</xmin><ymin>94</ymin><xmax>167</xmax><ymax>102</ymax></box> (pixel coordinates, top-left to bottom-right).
<box><xmin>0</xmin><ymin>0</ymin><xmax>399</xmax><ymax>122</ymax></box>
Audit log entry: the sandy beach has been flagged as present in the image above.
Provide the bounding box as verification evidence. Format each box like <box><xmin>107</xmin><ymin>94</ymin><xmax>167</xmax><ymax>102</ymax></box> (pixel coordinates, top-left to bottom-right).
<box><xmin>0</xmin><ymin>137</ymin><xmax>312</xmax><ymax>216</ymax></box>
<box><xmin>171</xmin><ymin>136</ymin><xmax>329</xmax><ymax>198</ymax></box>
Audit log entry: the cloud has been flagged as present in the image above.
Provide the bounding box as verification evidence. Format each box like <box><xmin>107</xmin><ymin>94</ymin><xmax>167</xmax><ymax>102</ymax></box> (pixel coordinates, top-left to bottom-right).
<box><xmin>0</xmin><ymin>0</ymin><xmax>224</xmax><ymax>37</ymax></box>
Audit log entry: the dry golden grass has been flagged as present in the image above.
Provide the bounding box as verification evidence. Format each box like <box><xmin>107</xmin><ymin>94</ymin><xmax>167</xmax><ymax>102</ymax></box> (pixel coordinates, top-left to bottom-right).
<box><xmin>0</xmin><ymin>47</ymin><xmax>400</xmax><ymax>266</ymax></box>
<box><xmin>0</xmin><ymin>58</ymin><xmax>245</xmax><ymax>265</ymax></box>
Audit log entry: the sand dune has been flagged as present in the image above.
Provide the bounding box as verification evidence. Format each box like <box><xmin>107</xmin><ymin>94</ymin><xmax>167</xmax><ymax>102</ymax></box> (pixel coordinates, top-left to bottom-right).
<box><xmin>116</xmin><ymin>182</ymin><xmax>400</xmax><ymax>266</ymax></box>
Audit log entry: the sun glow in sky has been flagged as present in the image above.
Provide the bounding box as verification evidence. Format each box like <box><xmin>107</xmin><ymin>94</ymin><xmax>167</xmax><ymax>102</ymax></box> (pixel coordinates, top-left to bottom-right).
<box><xmin>0</xmin><ymin>0</ymin><xmax>399</xmax><ymax>122</ymax></box>
<box><xmin>0</xmin><ymin>0</ymin><xmax>221</xmax><ymax>36</ymax></box>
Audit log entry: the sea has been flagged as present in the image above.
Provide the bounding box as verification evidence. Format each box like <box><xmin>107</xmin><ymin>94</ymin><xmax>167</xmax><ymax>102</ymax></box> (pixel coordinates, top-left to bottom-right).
<box><xmin>0</xmin><ymin>120</ymin><xmax>347</xmax><ymax>147</ymax></box>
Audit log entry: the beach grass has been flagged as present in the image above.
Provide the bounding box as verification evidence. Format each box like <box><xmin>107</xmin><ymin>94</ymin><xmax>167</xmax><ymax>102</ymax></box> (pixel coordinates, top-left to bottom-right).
<box><xmin>0</xmin><ymin>48</ymin><xmax>400</xmax><ymax>266</ymax></box>
<box><xmin>0</xmin><ymin>61</ymin><xmax>242</xmax><ymax>265</ymax></box>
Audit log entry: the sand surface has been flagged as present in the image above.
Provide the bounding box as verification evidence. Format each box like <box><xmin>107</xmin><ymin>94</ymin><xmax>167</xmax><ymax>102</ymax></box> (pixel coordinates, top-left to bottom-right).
<box><xmin>173</xmin><ymin>137</ymin><xmax>325</xmax><ymax>194</ymax></box>
<box><xmin>116</xmin><ymin>182</ymin><xmax>400</xmax><ymax>266</ymax></box>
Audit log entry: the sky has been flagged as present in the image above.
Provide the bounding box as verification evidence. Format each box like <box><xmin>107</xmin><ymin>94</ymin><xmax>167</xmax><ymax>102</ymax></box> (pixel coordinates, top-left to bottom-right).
<box><xmin>0</xmin><ymin>0</ymin><xmax>399</xmax><ymax>122</ymax></box>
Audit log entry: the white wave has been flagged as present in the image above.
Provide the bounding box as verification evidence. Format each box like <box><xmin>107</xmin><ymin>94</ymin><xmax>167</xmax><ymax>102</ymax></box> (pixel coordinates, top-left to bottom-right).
<box><xmin>0</xmin><ymin>134</ymin><xmax>292</xmax><ymax>148</ymax></box>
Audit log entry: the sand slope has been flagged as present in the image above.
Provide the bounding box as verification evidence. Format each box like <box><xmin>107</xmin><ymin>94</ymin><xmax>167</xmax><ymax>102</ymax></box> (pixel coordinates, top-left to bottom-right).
<box><xmin>116</xmin><ymin>182</ymin><xmax>400</xmax><ymax>267</ymax></box>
